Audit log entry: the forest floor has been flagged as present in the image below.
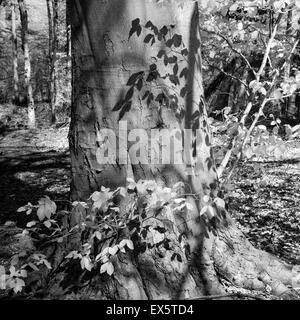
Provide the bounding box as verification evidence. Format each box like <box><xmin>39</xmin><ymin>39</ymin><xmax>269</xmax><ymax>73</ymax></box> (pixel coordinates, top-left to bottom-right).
<box><xmin>0</xmin><ymin>103</ymin><xmax>70</xmax><ymax>225</ymax></box>
<box><xmin>0</xmin><ymin>103</ymin><xmax>300</xmax><ymax>299</ymax></box>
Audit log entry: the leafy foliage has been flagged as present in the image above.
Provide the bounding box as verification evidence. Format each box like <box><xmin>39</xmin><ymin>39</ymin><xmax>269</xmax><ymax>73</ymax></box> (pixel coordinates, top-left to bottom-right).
<box><xmin>0</xmin><ymin>178</ymin><xmax>227</xmax><ymax>295</ymax></box>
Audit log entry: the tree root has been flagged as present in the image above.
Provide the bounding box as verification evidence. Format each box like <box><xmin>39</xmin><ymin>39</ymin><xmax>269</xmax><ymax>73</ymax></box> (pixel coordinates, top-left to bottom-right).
<box><xmin>211</xmin><ymin>221</ymin><xmax>300</xmax><ymax>299</ymax></box>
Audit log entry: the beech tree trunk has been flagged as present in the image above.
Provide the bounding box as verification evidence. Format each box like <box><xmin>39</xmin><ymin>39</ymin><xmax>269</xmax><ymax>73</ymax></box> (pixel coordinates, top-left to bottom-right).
<box><xmin>11</xmin><ymin>0</ymin><xmax>19</xmax><ymax>105</ymax></box>
<box><xmin>68</xmin><ymin>0</ymin><xmax>300</xmax><ymax>299</ymax></box>
<box><xmin>18</xmin><ymin>0</ymin><xmax>35</xmax><ymax>128</ymax></box>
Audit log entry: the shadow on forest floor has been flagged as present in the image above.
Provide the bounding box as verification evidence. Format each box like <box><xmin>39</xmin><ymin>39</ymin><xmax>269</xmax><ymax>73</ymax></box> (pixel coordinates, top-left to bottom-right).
<box><xmin>0</xmin><ymin>103</ymin><xmax>71</xmax><ymax>225</ymax></box>
<box><xmin>0</xmin><ymin>147</ymin><xmax>71</xmax><ymax>225</ymax></box>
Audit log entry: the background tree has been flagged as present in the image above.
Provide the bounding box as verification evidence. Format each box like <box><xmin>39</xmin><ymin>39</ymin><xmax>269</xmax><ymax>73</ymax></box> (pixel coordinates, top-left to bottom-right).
<box><xmin>46</xmin><ymin>0</ymin><xmax>58</xmax><ymax>124</ymax></box>
<box><xmin>11</xmin><ymin>0</ymin><xmax>19</xmax><ymax>105</ymax></box>
<box><xmin>18</xmin><ymin>0</ymin><xmax>35</xmax><ymax>128</ymax></box>
<box><xmin>68</xmin><ymin>0</ymin><xmax>300</xmax><ymax>299</ymax></box>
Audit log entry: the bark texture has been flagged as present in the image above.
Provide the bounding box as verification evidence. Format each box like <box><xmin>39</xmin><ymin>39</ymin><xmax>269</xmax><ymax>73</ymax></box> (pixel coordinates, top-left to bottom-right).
<box><xmin>68</xmin><ymin>0</ymin><xmax>300</xmax><ymax>299</ymax></box>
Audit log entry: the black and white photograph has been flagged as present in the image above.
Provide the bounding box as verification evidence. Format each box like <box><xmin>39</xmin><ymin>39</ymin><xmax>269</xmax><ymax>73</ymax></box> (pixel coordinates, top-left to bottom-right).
<box><xmin>0</xmin><ymin>0</ymin><xmax>300</xmax><ymax>305</ymax></box>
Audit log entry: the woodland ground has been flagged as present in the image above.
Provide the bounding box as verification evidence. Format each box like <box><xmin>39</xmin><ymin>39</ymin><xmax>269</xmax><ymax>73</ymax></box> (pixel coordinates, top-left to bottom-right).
<box><xmin>0</xmin><ymin>103</ymin><xmax>300</xmax><ymax>299</ymax></box>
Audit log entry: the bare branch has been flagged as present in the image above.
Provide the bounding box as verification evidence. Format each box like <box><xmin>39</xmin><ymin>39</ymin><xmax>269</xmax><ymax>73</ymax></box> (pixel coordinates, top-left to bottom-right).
<box><xmin>204</xmin><ymin>62</ymin><xmax>249</xmax><ymax>94</ymax></box>
<box><xmin>200</xmin><ymin>27</ymin><xmax>256</xmax><ymax>75</ymax></box>
<box><xmin>256</xmin><ymin>13</ymin><xmax>283</xmax><ymax>80</ymax></box>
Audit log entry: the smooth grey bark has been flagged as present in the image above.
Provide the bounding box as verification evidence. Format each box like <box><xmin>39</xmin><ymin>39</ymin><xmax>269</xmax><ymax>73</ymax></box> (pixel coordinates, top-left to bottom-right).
<box><xmin>67</xmin><ymin>0</ymin><xmax>300</xmax><ymax>299</ymax></box>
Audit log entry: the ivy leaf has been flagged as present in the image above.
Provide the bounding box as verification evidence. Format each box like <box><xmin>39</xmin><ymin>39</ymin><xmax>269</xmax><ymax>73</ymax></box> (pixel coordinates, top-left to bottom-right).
<box><xmin>273</xmin><ymin>89</ymin><xmax>282</xmax><ymax>100</ymax></box>
<box><xmin>19</xmin><ymin>269</ymin><xmax>27</xmax><ymax>278</ymax></box>
<box><xmin>229</xmin><ymin>3</ymin><xmax>238</xmax><ymax>11</ymax></box>
<box><xmin>0</xmin><ymin>274</ymin><xmax>6</xmax><ymax>290</ymax></box>
<box><xmin>214</xmin><ymin>197</ymin><xmax>225</xmax><ymax>209</ymax></box>
<box><xmin>13</xmin><ymin>278</ymin><xmax>25</xmax><ymax>294</ymax></box>
<box><xmin>90</xmin><ymin>188</ymin><xmax>113</xmax><ymax>212</ymax></box>
<box><xmin>203</xmin><ymin>195</ymin><xmax>210</xmax><ymax>203</ymax></box>
<box><xmin>94</xmin><ymin>231</ymin><xmax>102</xmax><ymax>241</ymax></box>
<box><xmin>44</xmin><ymin>220</ymin><xmax>52</xmax><ymax>229</ymax></box>
<box><xmin>80</xmin><ymin>257</ymin><xmax>92</xmax><ymax>272</ymax></box>
<box><xmin>106</xmin><ymin>262</ymin><xmax>114</xmax><ymax>276</ymax></box>
<box><xmin>28</xmin><ymin>263</ymin><xmax>39</xmax><ymax>271</ymax></box>
<box><xmin>26</xmin><ymin>221</ymin><xmax>36</xmax><ymax>228</ymax></box>
<box><xmin>100</xmin><ymin>262</ymin><xmax>114</xmax><ymax>276</ymax></box>
<box><xmin>150</xmin><ymin>227</ymin><xmax>165</xmax><ymax>244</ymax></box>
<box><xmin>0</xmin><ymin>266</ymin><xmax>5</xmax><ymax>276</ymax></box>
<box><xmin>119</xmin><ymin>187</ymin><xmax>127</xmax><ymax>197</ymax></box>
<box><xmin>200</xmin><ymin>205</ymin><xmax>208</xmax><ymax>216</ymax></box>
<box><xmin>185</xmin><ymin>202</ymin><xmax>194</xmax><ymax>211</ymax></box>
<box><xmin>127</xmin><ymin>178</ymin><xmax>136</xmax><ymax>190</ymax></box>
<box><xmin>17</xmin><ymin>206</ymin><xmax>27</xmax><ymax>213</ymax></box>
<box><xmin>125</xmin><ymin>240</ymin><xmax>134</xmax><ymax>250</ymax></box>
<box><xmin>37</xmin><ymin>197</ymin><xmax>56</xmax><ymax>221</ymax></box>
<box><xmin>108</xmin><ymin>246</ymin><xmax>119</xmax><ymax>256</ymax></box>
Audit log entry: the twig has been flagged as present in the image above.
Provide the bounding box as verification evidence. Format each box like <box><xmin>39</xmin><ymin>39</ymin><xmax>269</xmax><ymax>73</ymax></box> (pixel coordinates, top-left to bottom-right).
<box><xmin>224</xmin><ymin>73</ymin><xmax>278</xmax><ymax>183</ymax></box>
<box><xmin>281</xmin><ymin>38</ymin><xmax>299</xmax><ymax>71</ymax></box>
<box><xmin>217</xmin><ymin>102</ymin><xmax>252</xmax><ymax>179</ymax></box>
<box><xmin>200</xmin><ymin>27</ymin><xmax>255</xmax><ymax>75</ymax></box>
<box><xmin>256</xmin><ymin>13</ymin><xmax>283</xmax><ymax>80</ymax></box>
<box><xmin>217</xmin><ymin>13</ymin><xmax>283</xmax><ymax>180</ymax></box>
<box><xmin>204</xmin><ymin>62</ymin><xmax>249</xmax><ymax>93</ymax></box>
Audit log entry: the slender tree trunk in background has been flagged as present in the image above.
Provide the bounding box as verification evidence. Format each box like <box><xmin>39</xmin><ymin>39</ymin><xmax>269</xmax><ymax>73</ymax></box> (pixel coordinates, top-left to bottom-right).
<box><xmin>47</xmin><ymin>0</ymin><xmax>58</xmax><ymax>124</ymax></box>
<box><xmin>284</xmin><ymin>8</ymin><xmax>297</xmax><ymax>119</ymax></box>
<box><xmin>288</xmin><ymin>29</ymin><xmax>300</xmax><ymax>121</ymax></box>
<box><xmin>295</xmin><ymin>31</ymin><xmax>300</xmax><ymax>122</ymax></box>
<box><xmin>46</xmin><ymin>0</ymin><xmax>53</xmax><ymax>103</ymax></box>
<box><xmin>18</xmin><ymin>0</ymin><xmax>35</xmax><ymax>128</ymax></box>
<box><xmin>11</xmin><ymin>0</ymin><xmax>19</xmax><ymax>105</ymax></box>
<box><xmin>227</xmin><ymin>80</ymin><xmax>236</xmax><ymax>113</ymax></box>
<box><xmin>233</xmin><ymin>68</ymin><xmax>248</xmax><ymax>114</ymax></box>
<box><xmin>68</xmin><ymin>0</ymin><xmax>300</xmax><ymax>299</ymax></box>
<box><xmin>66</xmin><ymin>0</ymin><xmax>71</xmax><ymax>58</ymax></box>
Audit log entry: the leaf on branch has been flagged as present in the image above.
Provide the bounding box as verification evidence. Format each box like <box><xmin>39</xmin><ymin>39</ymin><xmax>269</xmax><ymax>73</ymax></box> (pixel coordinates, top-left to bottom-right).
<box><xmin>100</xmin><ymin>262</ymin><xmax>114</xmax><ymax>276</ymax></box>
<box><xmin>26</xmin><ymin>221</ymin><xmax>36</xmax><ymax>228</ymax></box>
<box><xmin>108</xmin><ymin>246</ymin><xmax>119</xmax><ymax>256</ymax></box>
<box><xmin>37</xmin><ymin>196</ymin><xmax>56</xmax><ymax>221</ymax></box>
